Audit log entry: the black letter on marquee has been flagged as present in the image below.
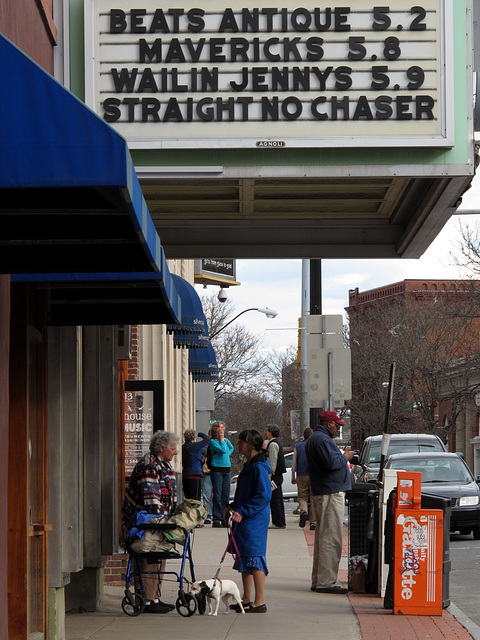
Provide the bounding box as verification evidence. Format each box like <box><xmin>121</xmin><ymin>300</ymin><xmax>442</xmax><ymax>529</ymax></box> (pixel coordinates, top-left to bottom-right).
<box><xmin>142</xmin><ymin>98</ymin><xmax>161</xmax><ymax>122</ymax></box>
<box><xmin>415</xmin><ymin>95</ymin><xmax>434</xmax><ymax>119</ymax></box>
<box><xmin>188</xmin><ymin>9</ymin><xmax>206</xmax><ymax>33</ymax></box>
<box><xmin>165</xmin><ymin>39</ymin><xmax>187</xmax><ymax>63</ymax></box>
<box><xmin>396</xmin><ymin>96</ymin><xmax>413</xmax><ymax>120</ymax></box>
<box><xmin>375</xmin><ymin>96</ymin><xmax>393</xmax><ymax>119</ymax></box>
<box><xmin>230</xmin><ymin>68</ymin><xmax>249</xmax><ymax>91</ymax></box>
<box><xmin>139</xmin><ymin>39</ymin><xmax>162</xmax><ymax>63</ymax></box>
<box><xmin>149</xmin><ymin>10</ymin><xmax>170</xmax><ymax>33</ymax></box>
<box><xmin>110</xmin><ymin>9</ymin><xmax>127</xmax><ymax>33</ymax></box>
<box><xmin>237</xmin><ymin>96</ymin><xmax>254</xmax><ymax>120</ymax></box>
<box><xmin>131</xmin><ymin>9</ymin><xmax>147</xmax><ymax>33</ymax></box>
<box><xmin>282</xmin><ymin>96</ymin><xmax>302</xmax><ymax>120</ymax></box>
<box><xmin>219</xmin><ymin>9</ymin><xmax>239</xmax><ymax>32</ymax></box>
<box><xmin>262</xmin><ymin>97</ymin><xmax>279</xmax><ymax>120</ymax></box>
<box><xmin>353</xmin><ymin>96</ymin><xmax>374</xmax><ymax>120</ymax></box>
<box><xmin>291</xmin><ymin>8</ymin><xmax>311</xmax><ymax>32</ymax></box>
<box><xmin>230</xmin><ymin>38</ymin><xmax>250</xmax><ymax>62</ymax></box>
<box><xmin>111</xmin><ymin>68</ymin><xmax>138</xmax><ymax>92</ymax></box>
<box><xmin>335</xmin><ymin>66</ymin><xmax>352</xmax><ymax>90</ymax></box>
<box><xmin>163</xmin><ymin>98</ymin><xmax>184</xmax><ymax>121</ymax></box>
<box><xmin>103</xmin><ymin>97</ymin><xmax>121</xmax><ymax>122</ymax></box>
<box><xmin>311</xmin><ymin>97</ymin><xmax>328</xmax><ymax>120</ymax></box>
<box><xmin>306</xmin><ymin>37</ymin><xmax>324</xmax><ymax>61</ymax></box>
<box><xmin>124</xmin><ymin>97</ymin><xmax>140</xmax><ymax>122</ymax></box>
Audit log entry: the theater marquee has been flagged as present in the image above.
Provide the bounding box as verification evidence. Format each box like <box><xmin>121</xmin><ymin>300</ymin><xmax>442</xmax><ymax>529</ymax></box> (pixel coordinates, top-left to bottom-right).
<box><xmin>84</xmin><ymin>0</ymin><xmax>454</xmax><ymax>149</ymax></box>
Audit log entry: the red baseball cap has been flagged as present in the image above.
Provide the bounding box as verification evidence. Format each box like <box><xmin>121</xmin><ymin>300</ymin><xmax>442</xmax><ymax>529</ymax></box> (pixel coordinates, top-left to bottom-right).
<box><xmin>319</xmin><ymin>410</ymin><xmax>346</xmax><ymax>426</ymax></box>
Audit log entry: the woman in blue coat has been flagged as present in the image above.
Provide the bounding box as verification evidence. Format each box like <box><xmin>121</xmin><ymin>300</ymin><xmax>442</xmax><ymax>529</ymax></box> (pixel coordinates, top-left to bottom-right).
<box><xmin>225</xmin><ymin>429</ymin><xmax>271</xmax><ymax>613</ymax></box>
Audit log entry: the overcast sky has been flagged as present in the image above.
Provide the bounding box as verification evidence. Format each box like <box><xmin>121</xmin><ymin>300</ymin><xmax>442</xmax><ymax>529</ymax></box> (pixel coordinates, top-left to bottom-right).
<box><xmin>196</xmin><ymin>174</ymin><xmax>480</xmax><ymax>354</ymax></box>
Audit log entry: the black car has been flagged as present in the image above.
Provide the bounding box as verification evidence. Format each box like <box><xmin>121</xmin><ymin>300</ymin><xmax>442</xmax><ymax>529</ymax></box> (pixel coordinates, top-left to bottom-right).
<box><xmin>351</xmin><ymin>433</ymin><xmax>447</xmax><ymax>483</ymax></box>
<box><xmin>384</xmin><ymin>451</ymin><xmax>480</xmax><ymax>539</ymax></box>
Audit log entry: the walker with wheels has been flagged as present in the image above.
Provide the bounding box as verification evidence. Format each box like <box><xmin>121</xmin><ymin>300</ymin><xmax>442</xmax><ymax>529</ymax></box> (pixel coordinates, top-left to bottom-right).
<box><xmin>122</xmin><ymin>520</ymin><xmax>206</xmax><ymax>617</ymax></box>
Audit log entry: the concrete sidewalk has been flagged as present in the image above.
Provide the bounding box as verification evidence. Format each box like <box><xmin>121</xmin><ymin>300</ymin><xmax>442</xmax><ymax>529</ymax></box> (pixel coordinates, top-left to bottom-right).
<box><xmin>65</xmin><ymin>512</ymin><xmax>476</xmax><ymax>640</ymax></box>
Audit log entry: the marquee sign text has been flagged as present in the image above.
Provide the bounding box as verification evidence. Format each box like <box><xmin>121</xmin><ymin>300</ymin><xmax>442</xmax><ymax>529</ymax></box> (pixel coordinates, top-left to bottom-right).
<box><xmin>85</xmin><ymin>0</ymin><xmax>452</xmax><ymax>148</ymax></box>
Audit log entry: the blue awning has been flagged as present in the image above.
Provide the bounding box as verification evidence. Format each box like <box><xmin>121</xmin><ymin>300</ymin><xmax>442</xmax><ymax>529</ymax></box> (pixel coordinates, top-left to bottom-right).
<box><xmin>174</xmin><ymin>329</ymin><xmax>210</xmax><ymax>349</ymax></box>
<box><xmin>11</xmin><ymin>250</ymin><xmax>181</xmax><ymax>326</ymax></box>
<box><xmin>0</xmin><ymin>33</ymin><xmax>162</xmax><ymax>276</ymax></box>
<box><xmin>189</xmin><ymin>343</ymin><xmax>219</xmax><ymax>382</ymax></box>
<box><xmin>167</xmin><ymin>275</ymin><xmax>209</xmax><ymax>346</ymax></box>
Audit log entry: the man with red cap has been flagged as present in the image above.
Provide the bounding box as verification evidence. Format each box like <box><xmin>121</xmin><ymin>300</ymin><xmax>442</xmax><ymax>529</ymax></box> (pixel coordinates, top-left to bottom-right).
<box><xmin>305</xmin><ymin>410</ymin><xmax>354</xmax><ymax>594</ymax></box>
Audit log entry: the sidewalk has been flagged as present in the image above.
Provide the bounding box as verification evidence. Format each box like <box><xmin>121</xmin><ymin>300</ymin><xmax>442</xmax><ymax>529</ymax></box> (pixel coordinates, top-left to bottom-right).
<box><xmin>66</xmin><ymin>512</ymin><xmax>476</xmax><ymax>640</ymax></box>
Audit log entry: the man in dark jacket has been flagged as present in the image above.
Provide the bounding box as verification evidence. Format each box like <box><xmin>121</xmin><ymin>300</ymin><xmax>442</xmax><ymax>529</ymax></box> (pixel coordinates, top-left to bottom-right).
<box><xmin>305</xmin><ymin>410</ymin><xmax>354</xmax><ymax>594</ymax></box>
<box><xmin>182</xmin><ymin>429</ymin><xmax>210</xmax><ymax>501</ymax></box>
<box><xmin>265</xmin><ymin>424</ymin><xmax>286</xmax><ymax>528</ymax></box>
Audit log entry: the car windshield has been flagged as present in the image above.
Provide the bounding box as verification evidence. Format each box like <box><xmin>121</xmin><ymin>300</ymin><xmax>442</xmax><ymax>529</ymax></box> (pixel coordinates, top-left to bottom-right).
<box><xmin>367</xmin><ymin>441</ymin><xmax>443</xmax><ymax>464</ymax></box>
<box><xmin>388</xmin><ymin>456</ymin><xmax>473</xmax><ymax>484</ymax></box>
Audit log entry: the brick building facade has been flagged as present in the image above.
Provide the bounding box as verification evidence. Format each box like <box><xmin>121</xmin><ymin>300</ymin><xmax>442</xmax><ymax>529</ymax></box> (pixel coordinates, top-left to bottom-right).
<box><xmin>346</xmin><ymin>279</ymin><xmax>480</xmax><ymax>470</ymax></box>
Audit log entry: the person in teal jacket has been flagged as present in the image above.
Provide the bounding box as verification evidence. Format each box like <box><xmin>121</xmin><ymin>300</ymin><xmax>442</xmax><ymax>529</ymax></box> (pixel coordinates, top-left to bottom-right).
<box><xmin>209</xmin><ymin>421</ymin><xmax>234</xmax><ymax>527</ymax></box>
<box><xmin>225</xmin><ymin>429</ymin><xmax>271</xmax><ymax>613</ymax></box>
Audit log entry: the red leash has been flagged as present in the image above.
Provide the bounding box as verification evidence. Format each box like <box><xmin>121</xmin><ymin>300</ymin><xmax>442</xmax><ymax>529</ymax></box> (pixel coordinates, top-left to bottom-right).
<box><xmin>214</xmin><ymin>520</ymin><xmax>241</xmax><ymax>579</ymax></box>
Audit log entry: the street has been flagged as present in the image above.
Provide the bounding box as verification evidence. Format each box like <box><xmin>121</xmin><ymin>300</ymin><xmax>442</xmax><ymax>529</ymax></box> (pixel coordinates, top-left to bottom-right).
<box><xmin>450</xmin><ymin>534</ymin><xmax>480</xmax><ymax>630</ymax></box>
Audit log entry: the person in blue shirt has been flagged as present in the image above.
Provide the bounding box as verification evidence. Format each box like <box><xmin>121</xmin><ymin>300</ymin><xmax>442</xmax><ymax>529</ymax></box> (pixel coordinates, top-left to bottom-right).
<box><xmin>225</xmin><ymin>429</ymin><xmax>271</xmax><ymax>613</ymax></box>
<box><xmin>209</xmin><ymin>421</ymin><xmax>234</xmax><ymax>527</ymax></box>
<box><xmin>182</xmin><ymin>429</ymin><xmax>210</xmax><ymax>501</ymax></box>
<box><xmin>291</xmin><ymin>427</ymin><xmax>315</xmax><ymax>530</ymax></box>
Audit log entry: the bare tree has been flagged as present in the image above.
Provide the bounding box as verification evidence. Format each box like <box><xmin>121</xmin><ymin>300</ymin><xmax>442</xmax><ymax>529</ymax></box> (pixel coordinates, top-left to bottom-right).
<box><xmin>451</xmin><ymin>220</ymin><xmax>480</xmax><ymax>278</ymax></box>
<box><xmin>216</xmin><ymin>391</ymin><xmax>285</xmax><ymax>474</ymax></box>
<box><xmin>201</xmin><ymin>294</ymin><xmax>299</xmax><ymax>450</ymax></box>
<box><xmin>262</xmin><ymin>345</ymin><xmax>299</xmax><ymax>402</ymax></box>
<box><xmin>201</xmin><ymin>292</ymin><xmax>268</xmax><ymax>404</ymax></box>
<box><xmin>201</xmin><ymin>293</ymin><xmax>235</xmax><ymax>338</ymax></box>
<box><xmin>347</xmin><ymin>292</ymin><xmax>480</xmax><ymax>447</ymax></box>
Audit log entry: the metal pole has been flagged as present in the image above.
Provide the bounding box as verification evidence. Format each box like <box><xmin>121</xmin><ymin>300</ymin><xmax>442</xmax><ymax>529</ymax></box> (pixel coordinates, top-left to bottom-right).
<box><xmin>310</xmin><ymin>260</ymin><xmax>322</xmax><ymax>427</ymax></box>
<box><xmin>379</xmin><ymin>362</ymin><xmax>396</xmax><ymax>480</ymax></box>
<box><xmin>300</xmin><ymin>260</ymin><xmax>310</xmax><ymax>434</ymax></box>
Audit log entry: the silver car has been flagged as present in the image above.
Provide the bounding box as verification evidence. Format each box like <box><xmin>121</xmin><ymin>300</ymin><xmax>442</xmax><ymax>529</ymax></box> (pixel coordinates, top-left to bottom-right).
<box><xmin>385</xmin><ymin>452</ymin><xmax>480</xmax><ymax>539</ymax></box>
<box><xmin>351</xmin><ymin>433</ymin><xmax>447</xmax><ymax>483</ymax></box>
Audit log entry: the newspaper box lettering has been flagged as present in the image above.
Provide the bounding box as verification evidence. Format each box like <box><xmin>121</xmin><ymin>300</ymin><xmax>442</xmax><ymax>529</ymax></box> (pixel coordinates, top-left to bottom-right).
<box><xmin>397</xmin><ymin>514</ymin><xmax>428</xmax><ymax>600</ymax></box>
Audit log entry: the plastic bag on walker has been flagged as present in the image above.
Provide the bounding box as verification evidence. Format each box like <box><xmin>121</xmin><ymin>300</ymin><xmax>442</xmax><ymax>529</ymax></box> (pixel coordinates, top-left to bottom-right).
<box><xmin>130</xmin><ymin>500</ymin><xmax>207</xmax><ymax>553</ymax></box>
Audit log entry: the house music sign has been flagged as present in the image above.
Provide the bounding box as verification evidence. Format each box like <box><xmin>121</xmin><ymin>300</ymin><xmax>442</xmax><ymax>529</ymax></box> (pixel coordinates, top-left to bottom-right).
<box><xmin>84</xmin><ymin>0</ymin><xmax>454</xmax><ymax>149</ymax></box>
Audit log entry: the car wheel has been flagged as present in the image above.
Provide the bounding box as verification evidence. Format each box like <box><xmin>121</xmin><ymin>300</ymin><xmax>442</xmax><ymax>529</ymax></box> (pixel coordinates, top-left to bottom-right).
<box><xmin>473</xmin><ymin>527</ymin><xmax>480</xmax><ymax>540</ymax></box>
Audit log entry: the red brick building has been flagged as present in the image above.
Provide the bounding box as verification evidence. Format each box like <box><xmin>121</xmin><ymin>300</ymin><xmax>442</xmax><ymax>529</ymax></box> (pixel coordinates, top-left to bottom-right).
<box><xmin>346</xmin><ymin>279</ymin><xmax>480</xmax><ymax>471</ymax></box>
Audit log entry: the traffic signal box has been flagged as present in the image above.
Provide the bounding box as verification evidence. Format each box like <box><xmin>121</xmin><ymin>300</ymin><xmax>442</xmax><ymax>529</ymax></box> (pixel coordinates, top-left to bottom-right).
<box><xmin>393</xmin><ymin>471</ymin><xmax>443</xmax><ymax>616</ymax></box>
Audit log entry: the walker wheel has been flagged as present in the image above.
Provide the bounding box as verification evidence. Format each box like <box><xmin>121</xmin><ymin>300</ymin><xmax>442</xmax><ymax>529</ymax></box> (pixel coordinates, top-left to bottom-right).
<box><xmin>176</xmin><ymin>592</ymin><xmax>197</xmax><ymax>617</ymax></box>
<box><xmin>196</xmin><ymin>592</ymin><xmax>207</xmax><ymax>615</ymax></box>
<box><xmin>121</xmin><ymin>592</ymin><xmax>145</xmax><ymax>616</ymax></box>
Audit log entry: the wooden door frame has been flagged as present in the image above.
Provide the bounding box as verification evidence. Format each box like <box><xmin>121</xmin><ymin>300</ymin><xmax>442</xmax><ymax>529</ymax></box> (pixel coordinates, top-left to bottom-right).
<box><xmin>8</xmin><ymin>284</ymin><xmax>49</xmax><ymax>639</ymax></box>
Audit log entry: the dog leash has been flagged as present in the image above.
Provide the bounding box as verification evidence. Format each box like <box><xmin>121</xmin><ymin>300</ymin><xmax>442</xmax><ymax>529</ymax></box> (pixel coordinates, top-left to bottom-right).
<box><xmin>213</xmin><ymin>520</ymin><xmax>241</xmax><ymax>579</ymax></box>
<box><xmin>199</xmin><ymin>520</ymin><xmax>241</xmax><ymax>598</ymax></box>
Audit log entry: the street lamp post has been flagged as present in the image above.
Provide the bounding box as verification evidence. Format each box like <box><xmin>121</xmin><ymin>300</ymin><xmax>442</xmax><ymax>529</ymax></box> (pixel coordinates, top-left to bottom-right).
<box><xmin>209</xmin><ymin>307</ymin><xmax>278</xmax><ymax>339</ymax></box>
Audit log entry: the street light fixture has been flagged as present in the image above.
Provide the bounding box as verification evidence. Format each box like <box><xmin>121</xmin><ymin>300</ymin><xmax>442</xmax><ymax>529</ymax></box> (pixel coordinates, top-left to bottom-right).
<box><xmin>209</xmin><ymin>307</ymin><xmax>278</xmax><ymax>339</ymax></box>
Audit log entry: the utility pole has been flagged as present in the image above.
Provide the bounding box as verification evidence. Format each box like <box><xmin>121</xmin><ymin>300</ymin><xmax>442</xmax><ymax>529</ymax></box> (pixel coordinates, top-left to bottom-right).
<box><xmin>300</xmin><ymin>260</ymin><xmax>310</xmax><ymax>434</ymax></box>
<box><xmin>310</xmin><ymin>259</ymin><xmax>322</xmax><ymax>428</ymax></box>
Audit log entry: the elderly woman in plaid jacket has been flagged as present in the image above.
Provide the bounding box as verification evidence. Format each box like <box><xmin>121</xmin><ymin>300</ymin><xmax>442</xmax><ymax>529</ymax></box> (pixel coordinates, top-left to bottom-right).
<box><xmin>122</xmin><ymin>430</ymin><xmax>180</xmax><ymax>614</ymax></box>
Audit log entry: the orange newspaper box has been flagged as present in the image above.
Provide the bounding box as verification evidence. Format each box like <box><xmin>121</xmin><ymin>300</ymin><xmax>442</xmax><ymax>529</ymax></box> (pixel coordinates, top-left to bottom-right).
<box><xmin>393</xmin><ymin>471</ymin><xmax>443</xmax><ymax>616</ymax></box>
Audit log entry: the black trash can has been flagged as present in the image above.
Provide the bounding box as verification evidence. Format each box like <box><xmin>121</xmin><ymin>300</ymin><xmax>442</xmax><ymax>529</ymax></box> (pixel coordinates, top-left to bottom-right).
<box><xmin>366</xmin><ymin>489</ymin><xmax>380</xmax><ymax>594</ymax></box>
<box><xmin>347</xmin><ymin>483</ymin><xmax>379</xmax><ymax>593</ymax></box>
<box><xmin>421</xmin><ymin>492</ymin><xmax>452</xmax><ymax>609</ymax></box>
<box><xmin>347</xmin><ymin>484</ymin><xmax>372</xmax><ymax>557</ymax></box>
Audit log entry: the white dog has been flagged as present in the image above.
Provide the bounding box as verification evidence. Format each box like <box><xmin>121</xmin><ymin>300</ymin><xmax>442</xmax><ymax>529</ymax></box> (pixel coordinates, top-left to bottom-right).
<box><xmin>190</xmin><ymin>579</ymin><xmax>245</xmax><ymax>616</ymax></box>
